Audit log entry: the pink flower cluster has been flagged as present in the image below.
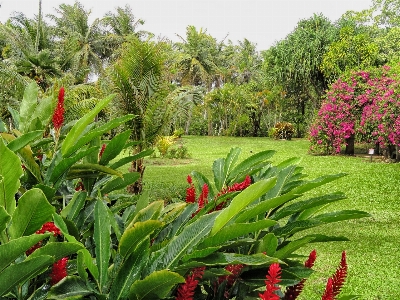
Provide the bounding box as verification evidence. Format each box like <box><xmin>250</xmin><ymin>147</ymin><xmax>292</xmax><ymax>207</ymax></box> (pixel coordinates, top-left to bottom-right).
<box><xmin>309</xmin><ymin>66</ymin><xmax>400</xmax><ymax>154</ymax></box>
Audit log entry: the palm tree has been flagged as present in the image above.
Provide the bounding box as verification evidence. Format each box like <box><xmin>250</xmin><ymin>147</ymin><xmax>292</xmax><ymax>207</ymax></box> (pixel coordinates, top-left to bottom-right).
<box><xmin>48</xmin><ymin>1</ymin><xmax>108</xmax><ymax>83</ymax></box>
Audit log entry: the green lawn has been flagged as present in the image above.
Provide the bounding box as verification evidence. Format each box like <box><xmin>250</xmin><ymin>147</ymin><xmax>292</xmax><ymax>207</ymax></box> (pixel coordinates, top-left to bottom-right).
<box><xmin>142</xmin><ymin>136</ymin><xmax>400</xmax><ymax>299</ymax></box>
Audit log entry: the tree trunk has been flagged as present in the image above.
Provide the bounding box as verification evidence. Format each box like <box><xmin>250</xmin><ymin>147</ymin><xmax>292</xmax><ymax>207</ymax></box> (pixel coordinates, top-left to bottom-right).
<box><xmin>345</xmin><ymin>134</ymin><xmax>355</xmax><ymax>155</ymax></box>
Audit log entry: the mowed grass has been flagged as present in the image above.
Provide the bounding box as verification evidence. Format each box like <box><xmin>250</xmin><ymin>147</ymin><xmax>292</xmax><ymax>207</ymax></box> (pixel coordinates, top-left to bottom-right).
<box><xmin>142</xmin><ymin>136</ymin><xmax>400</xmax><ymax>299</ymax></box>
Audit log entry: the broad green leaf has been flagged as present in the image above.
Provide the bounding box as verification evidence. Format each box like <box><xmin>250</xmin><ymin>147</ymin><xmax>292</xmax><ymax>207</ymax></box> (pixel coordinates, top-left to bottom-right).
<box><xmin>0</xmin><ymin>139</ymin><xmax>22</xmax><ymax>214</ymax></box>
<box><xmin>19</xmin><ymin>82</ymin><xmax>38</xmax><ymax>133</ymax></box>
<box><xmin>94</xmin><ymin>199</ymin><xmax>111</xmax><ymax>293</ymax></box>
<box><xmin>235</xmin><ymin>192</ymin><xmax>302</xmax><ymax>223</ymax></box>
<box><xmin>255</xmin><ymin>233</ymin><xmax>278</xmax><ymax>256</ymax></box>
<box><xmin>0</xmin><ymin>255</ymin><xmax>54</xmax><ymax>296</ymax></box>
<box><xmin>28</xmin><ymin>242</ymin><xmax>84</xmax><ymax>262</ymax></box>
<box><xmin>274</xmin><ymin>236</ymin><xmax>317</xmax><ymax>259</ymax></box>
<box><xmin>129</xmin><ymin>270</ymin><xmax>185</xmax><ymax>300</ymax></box>
<box><xmin>290</xmin><ymin>173</ymin><xmax>347</xmax><ymax>194</ymax></box>
<box><xmin>61</xmin><ymin>192</ymin><xmax>87</xmax><ymax>221</ymax></box>
<box><xmin>101</xmin><ymin>172</ymin><xmax>140</xmax><ymax>195</ymax></box>
<box><xmin>62</xmin><ymin>94</ymin><xmax>115</xmax><ymax>157</ymax></box>
<box><xmin>47</xmin><ymin>276</ymin><xmax>93</xmax><ymax>299</ymax></box>
<box><xmin>200</xmin><ymin>220</ymin><xmax>277</xmax><ymax>248</ymax></box>
<box><xmin>211</xmin><ymin>178</ymin><xmax>277</xmax><ymax>236</ymax></box>
<box><xmin>0</xmin><ymin>206</ymin><xmax>10</xmax><ymax>233</ymax></box>
<box><xmin>18</xmin><ymin>144</ymin><xmax>42</xmax><ymax>182</ymax></box>
<box><xmin>29</xmin><ymin>96</ymin><xmax>54</xmax><ymax>131</ymax></box>
<box><xmin>271</xmin><ymin>192</ymin><xmax>347</xmax><ymax>220</ymax></box>
<box><xmin>263</xmin><ymin>165</ymin><xmax>298</xmax><ymax>199</ymax></box>
<box><xmin>0</xmin><ymin>119</ymin><xmax>6</xmax><ymax>132</ymax></box>
<box><xmin>312</xmin><ymin>210</ymin><xmax>371</xmax><ymax>223</ymax></box>
<box><xmin>273</xmin><ymin>219</ymin><xmax>322</xmax><ymax>238</ymax></box>
<box><xmin>119</xmin><ymin>220</ymin><xmax>163</xmax><ymax>259</ymax></box>
<box><xmin>7</xmin><ymin>105</ymin><xmax>20</xmax><ymax>129</ymax></box>
<box><xmin>77</xmin><ymin>248</ymin><xmax>99</xmax><ymax>281</ymax></box>
<box><xmin>63</xmin><ymin>115</ymin><xmax>134</xmax><ymax>158</ymax></box>
<box><xmin>149</xmin><ymin>212</ymin><xmax>217</xmax><ymax>271</ymax></box>
<box><xmin>191</xmin><ymin>170</ymin><xmax>216</xmax><ymax>198</ymax></box>
<box><xmin>49</xmin><ymin>147</ymin><xmax>98</xmax><ymax>185</ymax></box>
<box><xmin>109</xmin><ymin>240</ymin><xmax>149</xmax><ymax>300</ymax></box>
<box><xmin>9</xmin><ymin>188</ymin><xmax>54</xmax><ymax>239</ymax></box>
<box><xmin>0</xmin><ymin>234</ymin><xmax>49</xmax><ymax>272</ymax></box>
<box><xmin>213</xmin><ymin>158</ymin><xmax>225</xmax><ymax>192</ymax></box>
<box><xmin>69</xmin><ymin>163</ymin><xmax>123</xmax><ymax>178</ymax></box>
<box><xmin>109</xmin><ymin>149</ymin><xmax>154</xmax><ymax>170</ymax></box>
<box><xmin>226</xmin><ymin>150</ymin><xmax>275</xmax><ymax>184</ymax></box>
<box><xmin>34</xmin><ymin>184</ymin><xmax>56</xmax><ymax>203</ymax></box>
<box><xmin>6</xmin><ymin>130</ymin><xmax>43</xmax><ymax>152</ymax></box>
<box><xmin>223</xmin><ymin>147</ymin><xmax>241</xmax><ymax>178</ymax></box>
<box><xmin>127</xmin><ymin>201</ymin><xmax>164</xmax><ymax>228</ymax></box>
<box><xmin>160</xmin><ymin>202</ymin><xmax>186</xmax><ymax>224</ymax></box>
<box><xmin>182</xmin><ymin>247</ymin><xmax>221</xmax><ymax>262</ymax></box>
<box><xmin>179</xmin><ymin>253</ymin><xmax>278</xmax><ymax>269</ymax></box>
<box><xmin>99</xmin><ymin>130</ymin><xmax>131</xmax><ymax>165</ymax></box>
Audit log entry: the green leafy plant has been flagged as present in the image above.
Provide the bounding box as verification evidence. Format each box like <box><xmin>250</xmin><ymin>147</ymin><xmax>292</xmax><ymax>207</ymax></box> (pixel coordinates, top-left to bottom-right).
<box><xmin>273</xmin><ymin>122</ymin><xmax>294</xmax><ymax>140</ymax></box>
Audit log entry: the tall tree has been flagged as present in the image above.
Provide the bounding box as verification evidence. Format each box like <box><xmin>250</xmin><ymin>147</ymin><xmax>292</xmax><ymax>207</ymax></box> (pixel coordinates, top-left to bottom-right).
<box><xmin>48</xmin><ymin>2</ymin><xmax>108</xmax><ymax>83</ymax></box>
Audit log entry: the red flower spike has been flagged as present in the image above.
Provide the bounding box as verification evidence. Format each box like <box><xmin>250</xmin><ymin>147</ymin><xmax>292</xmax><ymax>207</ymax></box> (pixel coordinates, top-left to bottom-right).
<box><xmin>332</xmin><ymin>251</ymin><xmax>347</xmax><ymax>297</ymax></box>
<box><xmin>50</xmin><ymin>257</ymin><xmax>68</xmax><ymax>285</ymax></box>
<box><xmin>259</xmin><ymin>263</ymin><xmax>281</xmax><ymax>300</ymax></box>
<box><xmin>26</xmin><ymin>222</ymin><xmax>61</xmax><ymax>256</ymax></box>
<box><xmin>321</xmin><ymin>278</ymin><xmax>334</xmax><ymax>300</ymax></box>
<box><xmin>176</xmin><ymin>267</ymin><xmax>206</xmax><ymax>300</ymax></box>
<box><xmin>52</xmin><ymin>87</ymin><xmax>65</xmax><ymax>131</ymax></box>
<box><xmin>305</xmin><ymin>249</ymin><xmax>317</xmax><ymax>268</ymax></box>
<box><xmin>99</xmin><ymin>144</ymin><xmax>106</xmax><ymax>159</ymax></box>
<box><xmin>187</xmin><ymin>175</ymin><xmax>193</xmax><ymax>185</ymax></box>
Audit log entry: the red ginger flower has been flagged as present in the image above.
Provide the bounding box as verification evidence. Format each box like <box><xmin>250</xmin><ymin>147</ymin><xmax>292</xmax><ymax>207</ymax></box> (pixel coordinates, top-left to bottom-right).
<box><xmin>176</xmin><ymin>266</ymin><xmax>206</xmax><ymax>300</ymax></box>
<box><xmin>50</xmin><ymin>257</ymin><xmax>68</xmax><ymax>285</ymax></box>
<box><xmin>321</xmin><ymin>278</ymin><xmax>334</xmax><ymax>300</ymax></box>
<box><xmin>284</xmin><ymin>249</ymin><xmax>317</xmax><ymax>299</ymax></box>
<box><xmin>99</xmin><ymin>143</ymin><xmax>106</xmax><ymax>160</ymax></box>
<box><xmin>26</xmin><ymin>222</ymin><xmax>62</xmax><ymax>255</ymax></box>
<box><xmin>259</xmin><ymin>263</ymin><xmax>281</xmax><ymax>300</ymax></box>
<box><xmin>186</xmin><ymin>175</ymin><xmax>196</xmax><ymax>203</ymax></box>
<box><xmin>321</xmin><ymin>251</ymin><xmax>347</xmax><ymax>300</ymax></box>
<box><xmin>215</xmin><ymin>175</ymin><xmax>251</xmax><ymax>210</ymax></box>
<box><xmin>52</xmin><ymin>87</ymin><xmax>65</xmax><ymax>131</ymax></box>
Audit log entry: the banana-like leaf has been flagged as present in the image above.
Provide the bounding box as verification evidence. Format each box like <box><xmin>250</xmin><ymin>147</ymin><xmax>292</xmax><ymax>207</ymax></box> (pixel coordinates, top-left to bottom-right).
<box><xmin>28</xmin><ymin>242</ymin><xmax>84</xmax><ymax>262</ymax></box>
<box><xmin>179</xmin><ymin>253</ymin><xmax>278</xmax><ymax>269</ymax></box>
<box><xmin>149</xmin><ymin>212</ymin><xmax>218</xmax><ymax>272</ymax></box>
<box><xmin>312</xmin><ymin>210</ymin><xmax>371</xmax><ymax>223</ymax></box>
<box><xmin>48</xmin><ymin>147</ymin><xmax>98</xmax><ymax>186</ymax></box>
<box><xmin>127</xmin><ymin>201</ymin><xmax>164</xmax><ymax>229</ymax></box>
<box><xmin>235</xmin><ymin>192</ymin><xmax>302</xmax><ymax>223</ymax></box>
<box><xmin>160</xmin><ymin>202</ymin><xmax>186</xmax><ymax>224</ymax></box>
<box><xmin>211</xmin><ymin>178</ymin><xmax>277</xmax><ymax>236</ymax></box>
<box><xmin>0</xmin><ymin>206</ymin><xmax>10</xmax><ymax>233</ymax></box>
<box><xmin>109</xmin><ymin>240</ymin><xmax>150</xmax><ymax>300</ymax></box>
<box><xmin>191</xmin><ymin>170</ymin><xmax>216</xmax><ymax>199</ymax></box>
<box><xmin>18</xmin><ymin>143</ymin><xmax>42</xmax><ymax>182</ymax></box>
<box><xmin>181</xmin><ymin>247</ymin><xmax>221</xmax><ymax>262</ymax></box>
<box><xmin>255</xmin><ymin>233</ymin><xmax>278</xmax><ymax>256</ymax></box>
<box><xmin>61</xmin><ymin>191</ymin><xmax>87</xmax><ymax>222</ymax></box>
<box><xmin>19</xmin><ymin>82</ymin><xmax>38</xmax><ymax>134</ymax></box>
<box><xmin>290</xmin><ymin>173</ymin><xmax>347</xmax><ymax>194</ymax></box>
<box><xmin>29</xmin><ymin>96</ymin><xmax>54</xmax><ymax>132</ymax></box>
<box><xmin>223</xmin><ymin>147</ymin><xmax>241</xmax><ymax>179</ymax></box>
<box><xmin>0</xmin><ymin>234</ymin><xmax>49</xmax><ymax>272</ymax></box>
<box><xmin>70</xmin><ymin>163</ymin><xmax>123</xmax><ymax>178</ymax></box>
<box><xmin>5</xmin><ymin>130</ymin><xmax>43</xmax><ymax>152</ymax></box>
<box><xmin>64</xmin><ymin>115</ymin><xmax>134</xmax><ymax>159</ymax></box>
<box><xmin>226</xmin><ymin>150</ymin><xmax>275</xmax><ymax>185</ymax></box>
<box><xmin>62</xmin><ymin>94</ymin><xmax>115</xmax><ymax>157</ymax></box>
<box><xmin>273</xmin><ymin>219</ymin><xmax>323</xmax><ymax>238</ymax></box>
<box><xmin>8</xmin><ymin>188</ymin><xmax>55</xmax><ymax>239</ymax></box>
<box><xmin>0</xmin><ymin>139</ymin><xmax>22</xmax><ymax>214</ymax></box>
<box><xmin>200</xmin><ymin>220</ymin><xmax>277</xmax><ymax>248</ymax></box>
<box><xmin>270</xmin><ymin>192</ymin><xmax>347</xmax><ymax>220</ymax></box>
<box><xmin>119</xmin><ymin>220</ymin><xmax>163</xmax><ymax>259</ymax></box>
<box><xmin>94</xmin><ymin>199</ymin><xmax>111</xmax><ymax>293</ymax></box>
<box><xmin>213</xmin><ymin>158</ymin><xmax>225</xmax><ymax>192</ymax></box>
<box><xmin>129</xmin><ymin>270</ymin><xmax>185</xmax><ymax>300</ymax></box>
<box><xmin>77</xmin><ymin>248</ymin><xmax>99</xmax><ymax>281</ymax></box>
<box><xmin>47</xmin><ymin>276</ymin><xmax>93</xmax><ymax>299</ymax></box>
<box><xmin>101</xmin><ymin>172</ymin><xmax>140</xmax><ymax>195</ymax></box>
<box><xmin>109</xmin><ymin>149</ymin><xmax>154</xmax><ymax>170</ymax></box>
<box><xmin>0</xmin><ymin>255</ymin><xmax>54</xmax><ymax>297</ymax></box>
<box><xmin>99</xmin><ymin>130</ymin><xmax>131</xmax><ymax>165</ymax></box>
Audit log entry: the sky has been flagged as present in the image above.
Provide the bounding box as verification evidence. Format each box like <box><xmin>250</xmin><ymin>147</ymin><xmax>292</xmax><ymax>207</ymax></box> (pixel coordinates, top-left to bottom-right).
<box><xmin>0</xmin><ymin>0</ymin><xmax>373</xmax><ymax>50</ymax></box>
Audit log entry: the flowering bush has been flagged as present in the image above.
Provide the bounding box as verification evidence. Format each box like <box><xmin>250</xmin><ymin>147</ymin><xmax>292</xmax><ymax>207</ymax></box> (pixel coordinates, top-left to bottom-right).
<box><xmin>309</xmin><ymin>65</ymin><xmax>400</xmax><ymax>157</ymax></box>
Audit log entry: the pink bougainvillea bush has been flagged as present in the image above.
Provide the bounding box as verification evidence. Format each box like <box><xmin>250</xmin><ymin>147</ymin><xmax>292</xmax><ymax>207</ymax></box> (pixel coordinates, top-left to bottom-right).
<box><xmin>309</xmin><ymin>65</ymin><xmax>400</xmax><ymax>156</ymax></box>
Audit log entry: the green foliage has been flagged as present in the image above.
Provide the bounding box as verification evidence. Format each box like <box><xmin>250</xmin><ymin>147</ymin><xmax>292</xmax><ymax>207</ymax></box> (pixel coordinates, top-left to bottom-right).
<box><xmin>273</xmin><ymin>122</ymin><xmax>295</xmax><ymax>140</ymax></box>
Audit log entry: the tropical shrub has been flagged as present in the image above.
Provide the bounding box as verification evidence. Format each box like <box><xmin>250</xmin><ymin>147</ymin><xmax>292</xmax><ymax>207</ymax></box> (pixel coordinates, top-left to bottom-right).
<box><xmin>272</xmin><ymin>122</ymin><xmax>294</xmax><ymax>140</ymax></box>
<box><xmin>0</xmin><ymin>83</ymin><xmax>369</xmax><ymax>299</ymax></box>
<box><xmin>309</xmin><ymin>65</ymin><xmax>400</xmax><ymax>157</ymax></box>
